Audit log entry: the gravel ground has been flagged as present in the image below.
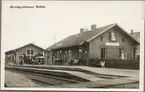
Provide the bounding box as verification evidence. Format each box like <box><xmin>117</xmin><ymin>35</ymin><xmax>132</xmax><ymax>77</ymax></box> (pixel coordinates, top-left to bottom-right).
<box><xmin>5</xmin><ymin>70</ymin><xmax>41</xmax><ymax>87</ymax></box>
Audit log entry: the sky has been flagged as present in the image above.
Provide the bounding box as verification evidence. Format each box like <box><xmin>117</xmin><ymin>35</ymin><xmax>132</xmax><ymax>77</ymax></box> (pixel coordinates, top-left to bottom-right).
<box><xmin>1</xmin><ymin>1</ymin><xmax>144</xmax><ymax>61</ymax></box>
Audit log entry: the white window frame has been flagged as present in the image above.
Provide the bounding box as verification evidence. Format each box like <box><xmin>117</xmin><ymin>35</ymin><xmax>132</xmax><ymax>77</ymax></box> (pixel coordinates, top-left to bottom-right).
<box><xmin>109</xmin><ymin>32</ymin><xmax>117</xmax><ymax>41</ymax></box>
<box><xmin>26</xmin><ymin>48</ymin><xmax>35</xmax><ymax>59</ymax></box>
<box><xmin>119</xmin><ymin>48</ymin><xmax>125</xmax><ymax>59</ymax></box>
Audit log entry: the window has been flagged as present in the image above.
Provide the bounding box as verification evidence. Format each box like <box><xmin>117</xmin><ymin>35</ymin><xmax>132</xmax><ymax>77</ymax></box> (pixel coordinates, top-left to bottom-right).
<box><xmin>79</xmin><ymin>49</ymin><xmax>82</xmax><ymax>52</ymax></box>
<box><xmin>100</xmin><ymin>36</ymin><xmax>103</xmax><ymax>41</ymax></box>
<box><xmin>27</xmin><ymin>50</ymin><xmax>30</xmax><ymax>55</ymax></box>
<box><xmin>27</xmin><ymin>49</ymin><xmax>34</xmax><ymax>55</ymax></box>
<box><xmin>68</xmin><ymin>50</ymin><xmax>72</xmax><ymax>59</ymax></box>
<box><xmin>133</xmin><ymin>47</ymin><xmax>137</xmax><ymax>59</ymax></box>
<box><xmin>31</xmin><ymin>50</ymin><xmax>34</xmax><ymax>55</ymax></box>
<box><xmin>122</xmin><ymin>38</ymin><xmax>124</xmax><ymax>42</ymax></box>
<box><xmin>60</xmin><ymin>50</ymin><xmax>62</xmax><ymax>53</ymax></box>
<box><xmin>101</xmin><ymin>48</ymin><xmax>106</xmax><ymax>59</ymax></box>
<box><xmin>56</xmin><ymin>51</ymin><xmax>59</xmax><ymax>58</ymax></box>
<box><xmin>57</xmin><ymin>51</ymin><xmax>59</xmax><ymax>54</ymax></box>
<box><xmin>26</xmin><ymin>49</ymin><xmax>35</xmax><ymax>59</ymax></box>
<box><xmin>109</xmin><ymin>32</ymin><xmax>117</xmax><ymax>41</ymax></box>
<box><xmin>68</xmin><ymin>50</ymin><xmax>71</xmax><ymax>53</ymax></box>
<box><xmin>65</xmin><ymin>50</ymin><xmax>67</xmax><ymax>54</ymax></box>
<box><xmin>119</xmin><ymin>48</ymin><xmax>125</xmax><ymax>59</ymax></box>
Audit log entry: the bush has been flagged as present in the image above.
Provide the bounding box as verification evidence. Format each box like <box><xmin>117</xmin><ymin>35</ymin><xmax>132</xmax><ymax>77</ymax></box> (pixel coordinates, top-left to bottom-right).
<box><xmin>88</xmin><ymin>58</ymin><xmax>101</xmax><ymax>67</ymax></box>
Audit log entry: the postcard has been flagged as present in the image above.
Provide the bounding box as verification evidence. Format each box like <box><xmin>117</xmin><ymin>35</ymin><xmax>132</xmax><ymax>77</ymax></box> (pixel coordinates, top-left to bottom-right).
<box><xmin>1</xmin><ymin>1</ymin><xmax>144</xmax><ymax>91</ymax></box>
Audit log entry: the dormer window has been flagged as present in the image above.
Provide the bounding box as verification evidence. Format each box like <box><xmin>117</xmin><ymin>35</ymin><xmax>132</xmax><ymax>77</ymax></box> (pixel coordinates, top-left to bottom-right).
<box><xmin>109</xmin><ymin>32</ymin><xmax>117</xmax><ymax>41</ymax></box>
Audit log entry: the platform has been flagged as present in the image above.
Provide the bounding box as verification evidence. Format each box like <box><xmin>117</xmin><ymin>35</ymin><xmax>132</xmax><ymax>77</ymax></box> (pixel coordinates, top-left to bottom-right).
<box><xmin>5</xmin><ymin>64</ymin><xmax>139</xmax><ymax>88</ymax></box>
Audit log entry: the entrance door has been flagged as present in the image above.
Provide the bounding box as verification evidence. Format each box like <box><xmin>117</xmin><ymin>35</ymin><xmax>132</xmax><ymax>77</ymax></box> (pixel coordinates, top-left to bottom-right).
<box><xmin>19</xmin><ymin>55</ymin><xmax>24</xmax><ymax>64</ymax></box>
<box><xmin>101</xmin><ymin>48</ymin><xmax>106</xmax><ymax>59</ymax></box>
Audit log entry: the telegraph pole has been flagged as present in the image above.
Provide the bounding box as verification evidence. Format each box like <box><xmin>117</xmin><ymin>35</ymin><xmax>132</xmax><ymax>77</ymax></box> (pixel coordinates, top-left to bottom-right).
<box><xmin>54</xmin><ymin>34</ymin><xmax>55</xmax><ymax>44</ymax></box>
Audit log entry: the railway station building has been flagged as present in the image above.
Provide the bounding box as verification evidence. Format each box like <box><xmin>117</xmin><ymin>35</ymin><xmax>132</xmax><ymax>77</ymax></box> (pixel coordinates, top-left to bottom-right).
<box><xmin>45</xmin><ymin>23</ymin><xmax>139</xmax><ymax>65</ymax></box>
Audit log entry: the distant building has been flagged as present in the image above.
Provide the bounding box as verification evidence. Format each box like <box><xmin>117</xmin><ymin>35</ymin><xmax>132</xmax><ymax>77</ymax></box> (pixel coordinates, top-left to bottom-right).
<box><xmin>46</xmin><ymin>23</ymin><xmax>139</xmax><ymax>65</ymax></box>
<box><xmin>130</xmin><ymin>30</ymin><xmax>140</xmax><ymax>59</ymax></box>
<box><xmin>5</xmin><ymin>43</ymin><xmax>45</xmax><ymax>65</ymax></box>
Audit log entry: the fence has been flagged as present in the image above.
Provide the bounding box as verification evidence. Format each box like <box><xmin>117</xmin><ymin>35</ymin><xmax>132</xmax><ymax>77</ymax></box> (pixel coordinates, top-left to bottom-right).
<box><xmin>88</xmin><ymin>58</ymin><xmax>139</xmax><ymax>70</ymax></box>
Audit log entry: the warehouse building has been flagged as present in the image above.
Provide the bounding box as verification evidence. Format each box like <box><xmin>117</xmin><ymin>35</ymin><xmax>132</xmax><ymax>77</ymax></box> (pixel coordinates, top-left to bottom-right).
<box><xmin>5</xmin><ymin>43</ymin><xmax>45</xmax><ymax>65</ymax></box>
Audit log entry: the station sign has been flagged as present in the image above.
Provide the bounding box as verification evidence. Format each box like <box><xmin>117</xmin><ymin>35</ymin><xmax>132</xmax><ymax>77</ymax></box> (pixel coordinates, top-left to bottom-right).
<box><xmin>106</xmin><ymin>42</ymin><xmax>119</xmax><ymax>46</ymax></box>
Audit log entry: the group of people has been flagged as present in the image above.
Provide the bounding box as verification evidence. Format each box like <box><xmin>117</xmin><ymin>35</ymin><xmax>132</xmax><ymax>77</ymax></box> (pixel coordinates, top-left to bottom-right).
<box><xmin>69</xmin><ymin>58</ymin><xmax>79</xmax><ymax>65</ymax></box>
<box><xmin>53</xmin><ymin>56</ymin><xmax>106</xmax><ymax>67</ymax></box>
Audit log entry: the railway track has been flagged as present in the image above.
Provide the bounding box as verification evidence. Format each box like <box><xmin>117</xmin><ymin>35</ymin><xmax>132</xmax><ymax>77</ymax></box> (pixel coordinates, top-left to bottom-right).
<box><xmin>5</xmin><ymin>65</ymin><xmax>139</xmax><ymax>88</ymax></box>
<box><xmin>5</xmin><ymin>66</ymin><xmax>89</xmax><ymax>87</ymax></box>
<box><xmin>11</xmin><ymin>70</ymin><xmax>79</xmax><ymax>87</ymax></box>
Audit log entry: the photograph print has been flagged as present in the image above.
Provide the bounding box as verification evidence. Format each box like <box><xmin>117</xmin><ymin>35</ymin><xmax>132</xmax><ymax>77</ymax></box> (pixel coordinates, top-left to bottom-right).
<box><xmin>1</xmin><ymin>1</ymin><xmax>144</xmax><ymax>91</ymax></box>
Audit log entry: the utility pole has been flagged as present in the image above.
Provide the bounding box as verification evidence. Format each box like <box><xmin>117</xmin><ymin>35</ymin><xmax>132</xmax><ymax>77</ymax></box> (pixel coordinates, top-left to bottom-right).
<box><xmin>53</xmin><ymin>34</ymin><xmax>55</xmax><ymax>44</ymax></box>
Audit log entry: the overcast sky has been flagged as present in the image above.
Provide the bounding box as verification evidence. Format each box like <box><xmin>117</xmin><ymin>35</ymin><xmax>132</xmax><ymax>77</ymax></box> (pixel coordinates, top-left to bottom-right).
<box><xmin>2</xmin><ymin>1</ymin><xmax>144</xmax><ymax>61</ymax></box>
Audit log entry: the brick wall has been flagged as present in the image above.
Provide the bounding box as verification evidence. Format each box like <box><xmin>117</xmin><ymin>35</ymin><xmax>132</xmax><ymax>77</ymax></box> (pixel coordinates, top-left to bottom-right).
<box><xmin>89</xmin><ymin>27</ymin><xmax>135</xmax><ymax>60</ymax></box>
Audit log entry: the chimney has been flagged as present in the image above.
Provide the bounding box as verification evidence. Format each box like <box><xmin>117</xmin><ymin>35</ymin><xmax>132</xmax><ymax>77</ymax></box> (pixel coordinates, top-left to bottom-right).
<box><xmin>80</xmin><ymin>28</ymin><xmax>84</xmax><ymax>33</ymax></box>
<box><xmin>131</xmin><ymin>29</ymin><xmax>134</xmax><ymax>33</ymax></box>
<box><xmin>130</xmin><ymin>29</ymin><xmax>134</xmax><ymax>34</ymax></box>
<box><xmin>91</xmin><ymin>24</ymin><xmax>97</xmax><ymax>30</ymax></box>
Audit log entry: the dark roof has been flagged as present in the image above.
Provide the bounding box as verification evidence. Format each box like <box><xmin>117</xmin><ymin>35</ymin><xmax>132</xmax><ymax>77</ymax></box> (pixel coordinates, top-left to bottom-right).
<box><xmin>46</xmin><ymin>23</ymin><xmax>139</xmax><ymax>51</ymax></box>
<box><xmin>5</xmin><ymin>43</ymin><xmax>44</xmax><ymax>54</ymax></box>
<box><xmin>5</xmin><ymin>50</ymin><xmax>16</xmax><ymax>54</ymax></box>
<box><xmin>130</xmin><ymin>32</ymin><xmax>140</xmax><ymax>42</ymax></box>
